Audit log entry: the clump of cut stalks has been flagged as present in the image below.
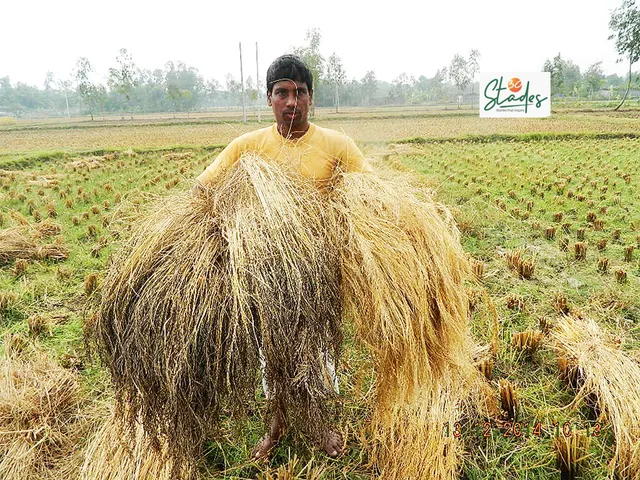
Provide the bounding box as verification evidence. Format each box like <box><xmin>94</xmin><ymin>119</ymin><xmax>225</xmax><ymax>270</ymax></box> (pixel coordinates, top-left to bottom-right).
<box><xmin>511</xmin><ymin>330</ymin><xmax>543</xmax><ymax>355</ymax></box>
<box><xmin>93</xmin><ymin>154</ymin><xmax>486</xmax><ymax>479</ymax></box>
<box><xmin>505</xmin><ymin>248</ymin><xmax>536</xmax><ymax>279</ymax></box>
<box><xmin>597</xmin><ymin>257</ymin><xmax>609</xmax><ymax>274</ymax></box>
<box><xmin>470</xmin><ymin>258</ymin><xmax>485</xmax><ymax>280</ymax></box>
<box><xmin>545</xmin><ymin>226</ymin><xmax>556</xmax><ymax>240</ymax></box>
<box><xmin>499</xmin><ymin>379</ymin><xmax>518</xmax><ymax>421</ymax></box>
<box><xmin>553</xmin><ymin>316</ymin><xmax>640</xmax><ymax>479</ymax></box>
<box><xmin>554</xmin><ymin>292</ymin><xmax>570</xmax><ymax>314</ymax></box>
<box><xmin>554</xmin><ymin>432</ymin><xmax>591</xmax><ymax>480</ymax></box>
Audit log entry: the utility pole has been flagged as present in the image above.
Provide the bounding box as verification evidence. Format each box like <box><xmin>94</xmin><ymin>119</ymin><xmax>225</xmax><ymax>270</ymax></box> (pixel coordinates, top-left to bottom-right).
<box><xmin>256</xmin><ymin>42</ymin><xmax>261</xmax><ymax>123</ymax></box>
<box><xmin>239</xmin><ymin>42</ymin><xmax>246</xmax><ymax>123</ymax></box>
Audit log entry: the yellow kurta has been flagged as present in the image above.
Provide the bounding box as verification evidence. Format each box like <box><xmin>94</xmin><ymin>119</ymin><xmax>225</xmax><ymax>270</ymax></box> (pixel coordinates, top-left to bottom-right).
<box><xmin>196</xmin><ymin>123</ymin><xmax>372</xmax><ymax>186</ymax></box>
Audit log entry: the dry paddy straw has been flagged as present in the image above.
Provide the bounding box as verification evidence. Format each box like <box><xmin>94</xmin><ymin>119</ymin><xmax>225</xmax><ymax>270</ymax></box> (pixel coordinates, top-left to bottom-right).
<box><xmin>0</xmin><ymin>227</ymin><xmax>68</xmax><ymax>264</ymax></box>
<box><xmin>553</xmin><ymin>316</ymin><xmax>640</xmax><ymax>479</ymax></box>
<box><xmin>93</xmin><ymin>153</ymin><xmax>486</xmax><ymax>478</ymax></box>
<box><xmin>0</xmin><ymin>348</ymin><xmax>86</xmax><ymax>479</ymax></box>
<box><xmin>81</xmin><ymin>411</ymin><xmax>191</xmax><ymax>480</ymax></box>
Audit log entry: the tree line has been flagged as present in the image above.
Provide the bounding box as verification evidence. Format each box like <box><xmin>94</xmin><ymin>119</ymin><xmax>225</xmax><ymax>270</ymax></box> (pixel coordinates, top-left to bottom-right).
<box><xmin>1</xmin><ymin>0</ymin><xmax>638</xmax><ymax>119</ymax></box>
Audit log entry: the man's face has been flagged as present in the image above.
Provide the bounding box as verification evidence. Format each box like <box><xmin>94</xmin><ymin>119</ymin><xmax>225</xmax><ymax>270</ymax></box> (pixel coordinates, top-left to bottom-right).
<box><xmin>267</xmin><ymin>79</ymin><xmax>312</xmax><ymax>132</ymax></box>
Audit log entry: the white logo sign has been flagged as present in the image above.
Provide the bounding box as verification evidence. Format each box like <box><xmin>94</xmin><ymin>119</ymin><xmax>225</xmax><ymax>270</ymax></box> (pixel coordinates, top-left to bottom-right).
<box><xmin>479</xmin><ymin>72</ymin><xmax>550</xmax><ymax>118</ymax></box>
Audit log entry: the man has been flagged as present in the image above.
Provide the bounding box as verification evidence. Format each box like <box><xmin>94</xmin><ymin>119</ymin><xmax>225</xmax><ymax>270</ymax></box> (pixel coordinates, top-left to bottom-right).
<box><xmin>196</xmin><ymin>54</ymin><xmax>371</xmax><ymax>188</ymax></box>
<box><xmin>195</xmin><ymin>54</ymin><xmax>371</xmax><ymax>460</ymax></box>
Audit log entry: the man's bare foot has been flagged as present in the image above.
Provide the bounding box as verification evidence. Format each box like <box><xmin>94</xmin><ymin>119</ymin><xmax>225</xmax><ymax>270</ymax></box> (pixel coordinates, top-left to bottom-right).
<box><xmin>252</xmin><ymin>432</ymin><xmax>279</xmax><ymax>460</ymax></box>
<box><xmin>323</xmin><ymin>430</ymin><xmax>344</xmax><ymax>458</ymax></box>
<box><xmin>252</xmin><ymin>409</ymin><xmax>285</xmax><ymax>460</ymax></box>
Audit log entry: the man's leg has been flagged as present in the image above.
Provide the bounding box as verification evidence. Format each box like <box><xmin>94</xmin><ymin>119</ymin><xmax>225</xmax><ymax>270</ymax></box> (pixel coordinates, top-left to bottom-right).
<box><xmin>253</xmin><ymin>351</ymin><xmax>286</xmax><ymax>459</ymax></box>
<box><xmin>253</xmin><ymin>349</ymin><xmax>344</xmax><ymax>458</ymax></box>
<box><xmin>320</xmin><ymin>351</ymin><xmax>344</xmax><ymax>457</ymax></box>
<box><xmin>252</xmin><ymin>402</ymin><xmax>285</xmax><ymax>459</ymax></box>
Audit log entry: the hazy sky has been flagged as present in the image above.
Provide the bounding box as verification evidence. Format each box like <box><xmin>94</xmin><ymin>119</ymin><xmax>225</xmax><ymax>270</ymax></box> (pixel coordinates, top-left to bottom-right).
<box><xmin>0</xmin><ymin>0</ymin><xmax>630</xmax><ymax>88</ymax></box>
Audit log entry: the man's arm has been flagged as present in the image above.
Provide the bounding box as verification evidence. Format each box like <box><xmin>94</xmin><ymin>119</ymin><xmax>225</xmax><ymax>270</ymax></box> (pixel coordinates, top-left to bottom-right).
<box><xmin>341</xmin><ymin>136</ymin><xmax>373</xmax><ymax>173</ymax></box>
<box><xmin>193</xmin><ymin>139</ymin><xmax>244</xmax><ymax>190</ymax></box>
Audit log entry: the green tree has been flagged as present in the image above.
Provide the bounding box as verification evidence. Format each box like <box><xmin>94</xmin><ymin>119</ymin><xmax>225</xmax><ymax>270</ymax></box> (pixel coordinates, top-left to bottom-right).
<box><xmin>388</xmin><ymin>73</ymin><xmax>410</xmax><ymax>104</ymax></box>
<box><xmin>326</xmin><ymin>53</ymin><xmax>346</xmax><ymax>113</ymax></box>
<box><xmin>75</xmin><ymin>57</ymin><xmax>105</xmax><ymax>120</ymax></box>
<box><xmin>44</xmin><ymin>72</ymin><xmax>55</xmax><ymax>91</ymax></box>
<box><xmin>0</xmin><ymin>77</ymin><xmax>20</xmax><ymax>116</ymax></box>
<box><xmin>609</xmin><ymin>0</ymin><xmax>640</xmax><ymax>109</ymax></box>
<box><xmin>225</xmin><ymin>73</ymin><xmax>241</xmax><ymax>106</ymax></box>
<box><xmin>57</xmin><ymin>79</ymin><xmax>72</xmax><ymax>118</ymax></box>
<box><xmin>165</xmin><ymin>61</ymin><xmax>203</xmax><ymax>114</ymax></box>
<box><xmin>468</xmin><ymin>50</ymin><xmax>481</xmax><ymax>106</ymax></box>
<box><xmin>245</xmin><ymin>75</ymin><xmax>258</xmax><ymax>103</ymax></box>
<box><xmin>292</xmin><ymin>28</ymin><xmax>324</xmax><ymax>115</ymax></box>
<box><xmin>361</xmin><ymin>71</ymin><xmax>377</xmax><ymax>106</ymax></box>
<box><xmin>584</xmin><ymin>61</ymin><xmax>606</xmax><ymax>97</ymax></box>
<box><xmin>429</xmin><ymin>67</ymin><xmax>448</xmax><ymax>102</ymax></box>
<box><xmin>448</xmin><ymin>51</ymin><xmax>479</xmax><ymax>108</ymax></box>
<box><xmin>543</xmin><ymin>54</ymin><xmax>582</xmax><ymax>97</ymax></box>
<box><xmin>108</xmin><ymin>48</ymin><xmax>140</xmax><ymax>117</ymax></box>
<box><xmin>205</xmin><ymin>79</ymin><xmax>222</xmax><ymax>107</ymax></box>
<box><xmin>543</xmin><ymin>54</ymin><xmax>566</xmax><ymax>96</ymax></box>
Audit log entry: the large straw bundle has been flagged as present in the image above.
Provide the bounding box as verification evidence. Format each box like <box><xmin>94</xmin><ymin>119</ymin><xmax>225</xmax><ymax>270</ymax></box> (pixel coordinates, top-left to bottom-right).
<box><xmin>94</xmin><ymin>153</ymin><xmax>481</xmax><ymax>477</ymax></box>
<box><xmin>81</xmin><ymin>409</ymin><xmax>191</xmax><ymax>480</ymax></box>
<box><xmin>94</xmin><ymin>154</ymin><xmax>342</xmax><ymax>472</ymax></box>
<box><xmin>332</xmin><ymin>169</ymin><xmax>481</xmax><ymax>478</ymax></box>
<box><xmin>553</xmin><ymin>316</ymin><xmax>640</xmax><ymax>479</ymax></box>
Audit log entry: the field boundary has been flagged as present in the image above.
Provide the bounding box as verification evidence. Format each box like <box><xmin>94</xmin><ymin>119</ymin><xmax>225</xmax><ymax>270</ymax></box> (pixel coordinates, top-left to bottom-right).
<box><xmin>0</xmin><ymin>144</ymin><xmax>225</xmax><ymax>169</ymax></box>
<box><xmin>396</xmin><ymin>131</ymin><xmax>640</xmax><ymax>144</ymax></box>
<box><xmin>0</xmin><ymin>112</ymin><xmax>482</xmax><ymax>133</ymax></box>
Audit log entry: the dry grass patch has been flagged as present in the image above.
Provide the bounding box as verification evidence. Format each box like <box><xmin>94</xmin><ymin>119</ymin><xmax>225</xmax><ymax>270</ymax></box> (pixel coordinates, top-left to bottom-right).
<box><xmin>0</xmin><ymin>347</ymin><xmax>87</xmax><ymax>479</ymax></box>
<box><xmin>0</xmin><ymin>227</ymin><xmax>68</xmax><ymax>264</ymax></box>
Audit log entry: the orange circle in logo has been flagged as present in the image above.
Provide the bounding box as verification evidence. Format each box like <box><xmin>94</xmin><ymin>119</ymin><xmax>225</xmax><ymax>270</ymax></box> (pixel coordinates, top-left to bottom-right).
<box><xmin>508</xmin><ymin>78</ymin><xmax>522</xmax><ymax>93</ymax></box>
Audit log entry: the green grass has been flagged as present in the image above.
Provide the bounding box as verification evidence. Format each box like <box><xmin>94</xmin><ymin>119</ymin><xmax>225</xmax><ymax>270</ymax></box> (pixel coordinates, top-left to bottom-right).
<box><xmin>0</xmin><ymin>129</ymin><xmax>639</xmax><ymax>478</ymax></box>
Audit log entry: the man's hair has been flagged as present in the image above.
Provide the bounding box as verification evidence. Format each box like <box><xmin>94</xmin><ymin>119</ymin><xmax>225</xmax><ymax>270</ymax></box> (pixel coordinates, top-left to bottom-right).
<box><xmin>266</xmin><ymin>55</ymin><xmax>313</xmax><ymax>94</ymax></box>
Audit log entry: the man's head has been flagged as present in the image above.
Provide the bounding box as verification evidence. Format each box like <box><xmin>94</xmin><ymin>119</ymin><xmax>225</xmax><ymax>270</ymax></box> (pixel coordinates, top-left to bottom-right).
<box><xmin>266</xmin><ymin>55</ymin><xmax>313</xmax><ymax>137</ymax></box>
<box><xmin>266</xmin><ymin>54</ymin><xmax>313</xmax><ymax>96</ymax></box>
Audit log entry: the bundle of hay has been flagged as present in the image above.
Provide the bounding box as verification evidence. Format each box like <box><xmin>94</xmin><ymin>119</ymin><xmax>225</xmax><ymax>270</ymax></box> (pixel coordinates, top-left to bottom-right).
<box><xmin>553</xmin><ymin>316</ymin><xmax>640</xmax><ymax>479</ymax></box>
<box><xmin>95</xmin><ymin>154</ymin><xmax>341</xmax><ymax>473</ymax></box>
<box><xmin>0</xmin><ymin>227</ymin><xmax>68</xmax><ymax>264</ymax></box>
<box><xmin>0</xmin><ymin>344</ymin><xmax>84</xmax><ymax>479</ymax></box>
<box><xmin>332</xmin><ymin>168</ymin><xmax>482</xmax><ymax>478</ymax></box>
<box><xmin>94</xmin><ymin>154</ymin><xmax>482</xmax><ymax>478</ymax></box>
<box><xmin>81</xmin><ymin>409</ymin><xmax>190</xmax><ymax>480</ymax></box>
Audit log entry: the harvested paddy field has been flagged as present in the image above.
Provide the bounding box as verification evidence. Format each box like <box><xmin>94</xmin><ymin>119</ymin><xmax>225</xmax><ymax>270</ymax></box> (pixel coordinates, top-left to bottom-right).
<box><xmin>0</xmin><ymin>112</ymin><xmax>639</xmax><ymax>479</ymax></box>
<box><xmin>2</xmin><ymin>110</ymin><xmax>640</xmax><ymax>154</ymax></box>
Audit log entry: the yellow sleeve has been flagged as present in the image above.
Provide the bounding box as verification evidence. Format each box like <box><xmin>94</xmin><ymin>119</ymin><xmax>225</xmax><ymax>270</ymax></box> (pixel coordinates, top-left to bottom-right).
<box><xmin>196</xmin><ymin>139</ymin><xmax>244</xmax><ymax>186</ymax></box>
<box><xmin>342</xmin><ymin>136</ymin><xmax>373</xmax><ymax>173</ymax></box>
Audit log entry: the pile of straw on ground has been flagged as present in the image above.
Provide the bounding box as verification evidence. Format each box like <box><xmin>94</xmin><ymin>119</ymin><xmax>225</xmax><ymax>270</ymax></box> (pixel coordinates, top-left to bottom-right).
<box><xmin>0</xmin><ymin>343</ymin><xmax>84</xmax><ymax>479</ymax></box>
<box><xmin>0</xmin><ymin>227</ymin><xmax>68</xmax><ymax>264</ymax></box>
<box><xmin>81</xmin><ymin>409</ymin><xmax>190</xmax><ymax>480</ymax></box>
<box><xmin>553</xmin><ymin>316</ymin><xmax>640</xmax><ymax>479</ymax></box>
<box><xmin>93</xmin><ymin>154</ymin><xmax>483</xmax><ymax>478</ymax></box>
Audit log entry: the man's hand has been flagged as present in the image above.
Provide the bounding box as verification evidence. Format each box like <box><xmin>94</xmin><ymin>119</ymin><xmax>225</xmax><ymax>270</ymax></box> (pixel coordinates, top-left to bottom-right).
<box><xmin>191</xmin><ymin>182</ymin><xmax>206</xmax><ymax>195</ymax></box>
